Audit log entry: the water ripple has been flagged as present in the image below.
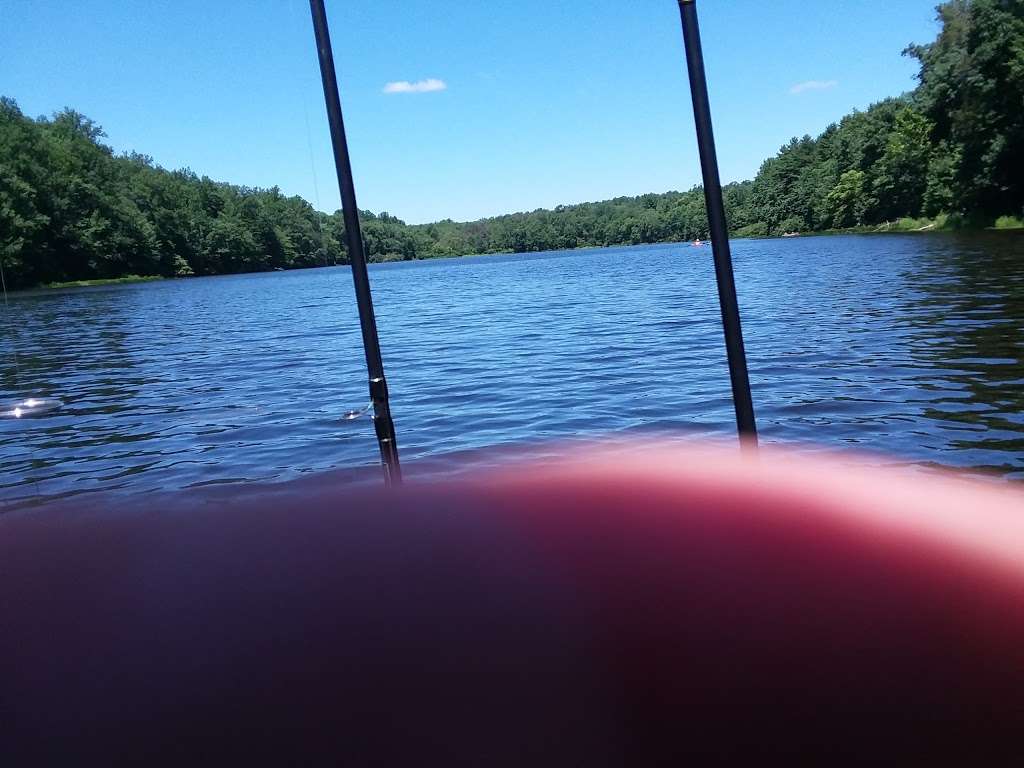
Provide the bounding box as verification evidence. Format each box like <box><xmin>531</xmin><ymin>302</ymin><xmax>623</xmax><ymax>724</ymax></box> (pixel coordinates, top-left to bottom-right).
<box><xmin>1</xmin><ymin>232</ymin><xmax>1022</xmax><ymax>508</ymax></box>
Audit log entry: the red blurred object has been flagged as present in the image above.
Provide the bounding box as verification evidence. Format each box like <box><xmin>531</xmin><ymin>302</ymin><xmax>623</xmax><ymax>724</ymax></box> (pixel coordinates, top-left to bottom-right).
<box><xmin>2</xmin><ymin>442</ymin><xmax>1023</xmax><ymax>764</ymax></box>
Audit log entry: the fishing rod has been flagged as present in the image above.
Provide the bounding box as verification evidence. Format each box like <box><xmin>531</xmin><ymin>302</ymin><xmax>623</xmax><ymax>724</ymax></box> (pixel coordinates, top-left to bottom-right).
<box><xmin>676</xmin><ymin>0</ymin><xmax>758</xmax><ymax>446</ymax></box>
<box><xmin>309</xmin><ymin>0</ymin><xmax>402</xmax><ymax>485</ymax></box>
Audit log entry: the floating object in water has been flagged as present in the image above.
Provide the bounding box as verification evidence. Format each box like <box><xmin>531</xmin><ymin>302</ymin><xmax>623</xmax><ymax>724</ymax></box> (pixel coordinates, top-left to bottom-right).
<box><xmin>341</xmin><ymin>400</ymin><xmax>373</xmax><ymax>421</ymax></box>
<box><xmin>0</xmin><ymin>397</ymin><xmax>62</xmax><ymax>418</ymax></box>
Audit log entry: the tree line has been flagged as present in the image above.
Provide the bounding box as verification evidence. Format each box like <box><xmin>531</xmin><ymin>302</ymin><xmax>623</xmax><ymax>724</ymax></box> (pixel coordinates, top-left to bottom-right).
<box><xmin>1</xmin><ymin>0</ymin><xmax>1020</xmax><ymax>290</ymax></box>
<box><xmin>738</xmin><ymin>0</ymin><xmax>1023</xmax><ymax>236</ymax></box>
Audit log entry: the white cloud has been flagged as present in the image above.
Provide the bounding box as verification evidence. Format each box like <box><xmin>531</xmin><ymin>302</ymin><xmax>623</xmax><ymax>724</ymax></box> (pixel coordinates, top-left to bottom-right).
<box><xmin>789</xmin><ymin>79</ymin><xmax>838</xmax><ymax>95</ymax></box>
<box><xmin>383</xmin><ymin>78</ymin><xmax>447</xmax><ymax>94</ymax></box>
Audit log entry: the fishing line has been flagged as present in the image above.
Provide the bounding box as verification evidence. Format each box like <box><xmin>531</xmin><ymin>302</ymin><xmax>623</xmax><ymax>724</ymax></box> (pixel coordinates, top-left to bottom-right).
<box><xmin>289</xmin><ymin>0</ymin><xmax>379</xmax><ymax>429</ymax></box>
<box><xmin>308</xmin><ymin>0</ymin><xmax>402</xmax><ymax>483</ymax></box>
<box><xmin>291</xmin><ymin>0</ymin><xmax>328</xmax><ymax>266</ymax></box>
<box><xmin>302</xmin><ymin>102</ymin><xmax>329</xmax><ymax>267</ymax></box>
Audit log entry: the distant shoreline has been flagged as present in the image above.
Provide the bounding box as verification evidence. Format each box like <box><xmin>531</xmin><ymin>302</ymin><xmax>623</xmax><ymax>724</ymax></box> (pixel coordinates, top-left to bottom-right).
<box><xmin>25</xmin><ymin>224</ymin><xmax>1023</xmax><ymax>292</ymax></box>
<box><xmin>44</xmin><ymin>275</ymin><xmax>165</xmax><ymax>290</ymax></box>
<box><xmin>808</xmin><ymin>214</ymin><xmax>1024</xmax><ymax>238</ymax></box>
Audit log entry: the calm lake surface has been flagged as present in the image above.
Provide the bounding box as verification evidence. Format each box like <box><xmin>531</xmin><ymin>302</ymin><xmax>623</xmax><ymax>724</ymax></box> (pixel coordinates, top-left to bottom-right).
<box><xmin>2</xmin><ymin>233</ymin><xmax>1023</xmax><ymax>508</ymax></box>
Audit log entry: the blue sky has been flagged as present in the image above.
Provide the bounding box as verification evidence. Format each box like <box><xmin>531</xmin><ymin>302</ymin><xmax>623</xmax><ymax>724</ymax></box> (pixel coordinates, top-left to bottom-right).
<box><xmin>3</xmin><ymin>0</ymin><xmax>940</xmax><ymax>224</ymax></box>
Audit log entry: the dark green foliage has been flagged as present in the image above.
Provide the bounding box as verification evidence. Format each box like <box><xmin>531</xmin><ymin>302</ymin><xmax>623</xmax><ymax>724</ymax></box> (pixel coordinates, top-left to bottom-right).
<box><xmin>905</xmin><ymin>0</ymin><xmax>1024</xmax><ymax>216</ymax></box>
<box><xmin>408</xmin><ymin>188</ymin><xmax>723</xmax><ymax>258</ymax></box>
<box><xmin>825</xmin><ymin>170</ymin><xmax>869</xmax><ymax>228</ymax></box>
<box><xmin>0</xmin><ymin>0</ymin><xmax>1020</xmax><ymax>288</ymax></box>
<box><xmin>0</xmin><ymin>98</ymin><xmax>339</xmax><ymax>289</ymax></box>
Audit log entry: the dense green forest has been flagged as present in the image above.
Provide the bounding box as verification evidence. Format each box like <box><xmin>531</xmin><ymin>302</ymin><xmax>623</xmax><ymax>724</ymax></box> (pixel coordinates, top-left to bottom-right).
<box><xmin>1</xmin><ymin>0</ymin><xmax>1021</xmax><ymax>290</ymax></box>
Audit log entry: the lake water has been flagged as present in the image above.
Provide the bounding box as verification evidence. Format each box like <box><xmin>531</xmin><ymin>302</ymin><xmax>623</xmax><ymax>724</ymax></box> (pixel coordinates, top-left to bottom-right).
<box><xmin>2</xmin><ymin>233</ymin><xmax>1023</xmax><ymax>508</ymax></box>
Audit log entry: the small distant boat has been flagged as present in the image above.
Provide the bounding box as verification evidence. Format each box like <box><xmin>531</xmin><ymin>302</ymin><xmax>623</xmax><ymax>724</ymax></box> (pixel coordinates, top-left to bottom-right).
<box><xmin>690</xmin><ymin>238</ymin><xmax>706</xmax><ymax>247</ymax></box>
<box><xmin>781</xmin><ymin>232</ymin><xmax>800</xmax><ymax>238</ymax></box>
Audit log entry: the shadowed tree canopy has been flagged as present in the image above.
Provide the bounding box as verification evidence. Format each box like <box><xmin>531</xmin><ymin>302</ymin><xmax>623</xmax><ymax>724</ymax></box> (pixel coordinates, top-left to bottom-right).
<box><xmin>904</xmin><ymin>0</ymin><xmax>1024</xmax><ymax>218</ymax></box>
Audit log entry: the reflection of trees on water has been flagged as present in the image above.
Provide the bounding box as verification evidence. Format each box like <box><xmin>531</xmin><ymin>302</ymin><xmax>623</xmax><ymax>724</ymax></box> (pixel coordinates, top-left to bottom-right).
<box><xmin>902</xmin><ymin>232</ymin><xmax>1024</xmax><ymax>474</ymax></box>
